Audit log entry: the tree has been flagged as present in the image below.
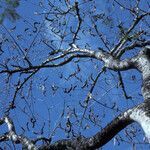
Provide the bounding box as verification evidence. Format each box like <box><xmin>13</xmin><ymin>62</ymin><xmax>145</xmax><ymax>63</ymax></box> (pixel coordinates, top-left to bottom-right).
<box><xmin>0</xmin><ymin>0</ymin><xmax>150</xmax><ymax>149</ymax></box>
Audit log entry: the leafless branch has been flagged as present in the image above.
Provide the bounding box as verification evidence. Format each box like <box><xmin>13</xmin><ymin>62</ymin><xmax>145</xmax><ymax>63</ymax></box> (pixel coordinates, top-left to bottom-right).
<box><xmin>111</xmin><ymin>12</ymin><xmax>150</xmax><ymax>57</ymax></box>
<box><xmin>0</xmin><ymin>116</ymin><xmax>37</xmax><ymax>150</ymax></box>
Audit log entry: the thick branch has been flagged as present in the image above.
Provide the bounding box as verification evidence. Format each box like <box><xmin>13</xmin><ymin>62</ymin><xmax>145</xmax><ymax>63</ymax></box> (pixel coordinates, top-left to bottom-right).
<box><xmin>1</xmin><ymin>101</ymin><xmax>149</xmax><ymax>150</ymax></box>
<box><xmin>39</xmin><ymin>101</ymin><xmax>150</xmax><ymax>150</ymax></box>
<box><xmin>0</xmin><ymin>46</ymin><xmax>137</xmax><ymax>75</ymax></box>
<box><xmin>83</xmin><ymin>109</ymin><xmax>133</xmax><ymax>149</ymax></box>
<box><xmin>38</xmin><ymin>107</ymin><xmax>133</xmax><ymax>150</ymax></box>
<box><xmin>0</xmin><ymin>117</ymin><xmax>37</xmax><ymax>150</ymax></box>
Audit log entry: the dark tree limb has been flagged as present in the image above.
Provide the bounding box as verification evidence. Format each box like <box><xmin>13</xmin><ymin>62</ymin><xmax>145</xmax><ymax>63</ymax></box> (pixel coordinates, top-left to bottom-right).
<box><xmin>118</xmin><ymin>71</ymin><xmax>132</xmax><ymax>99</ymax></box>
<box><xmin>38</xmin><ymin>100</ymin><xmax>150</xmax><ymax>150</ymax></box>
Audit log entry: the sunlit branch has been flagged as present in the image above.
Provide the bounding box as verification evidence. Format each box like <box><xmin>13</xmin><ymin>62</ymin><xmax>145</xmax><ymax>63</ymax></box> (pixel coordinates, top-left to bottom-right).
<box><xmin>0</xmin><ymin>45</ymin><xmax>137</xmax><ymax>76</ymax></box>
<box><xmin>0</xmin><ymin>116</ymin><xmax>37</xmax><ymax>150</ymax></box>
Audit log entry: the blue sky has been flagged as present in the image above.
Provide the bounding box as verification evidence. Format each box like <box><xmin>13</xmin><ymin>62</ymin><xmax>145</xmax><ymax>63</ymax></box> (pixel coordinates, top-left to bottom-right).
<box><xmin>0</xmin><ymin>0</ymin><xmax>150</xmax><ymax>149</ymax></box>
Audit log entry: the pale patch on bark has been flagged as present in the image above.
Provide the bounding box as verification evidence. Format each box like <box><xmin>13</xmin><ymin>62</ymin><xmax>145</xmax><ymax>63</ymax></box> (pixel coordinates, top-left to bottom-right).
<box><xmin>130</xmin><ymin>108</ymin><xmax>150</xmax><ymax>143</ymax></box>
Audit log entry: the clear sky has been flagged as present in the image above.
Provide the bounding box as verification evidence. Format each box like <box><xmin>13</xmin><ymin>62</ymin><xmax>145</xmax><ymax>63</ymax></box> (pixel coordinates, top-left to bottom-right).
<box><xmin>0</xmin><ymin>0</ymin><xmax>150</xmax><ymax>149</ymax></box>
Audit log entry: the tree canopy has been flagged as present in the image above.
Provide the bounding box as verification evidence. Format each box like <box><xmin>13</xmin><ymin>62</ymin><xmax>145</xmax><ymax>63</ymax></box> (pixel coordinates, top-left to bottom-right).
<box><xmin>0</xmin><ymin>0</ymin><xmax>150</xmax><ymax>149</ymax></box>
